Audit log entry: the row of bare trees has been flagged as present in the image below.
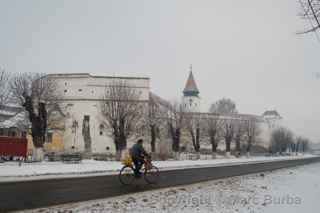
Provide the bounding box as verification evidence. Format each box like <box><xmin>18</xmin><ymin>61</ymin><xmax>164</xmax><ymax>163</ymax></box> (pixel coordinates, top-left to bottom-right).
<box><xmin>99</xmin><ymin>83</ymin><xmax>261</xmax><ymax>160</ymax></box>
<box><xmin>1</xmin><ymin>70</ymin><xmax>260</xmax><ymax>161</ymax></box>
<box><xmin>269</xmin><ymin>127</ymin><xmax>310</xmax><ymax>154</ymax></box>
<box><xmin>99</xmin><ymin>82</ymin><xmax>261</xmax><ymax>160</ymax></box>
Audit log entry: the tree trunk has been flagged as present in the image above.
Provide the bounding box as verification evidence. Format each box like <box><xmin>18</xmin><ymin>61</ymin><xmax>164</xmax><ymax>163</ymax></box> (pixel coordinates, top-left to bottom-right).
<box><xmin>246</xmin><ymin>136</ymin><xmax>252</xmax><ymax>158</ymax></box>
<box><xmin>225</xmin><ymin>138</ymin><xmax>231</xmax><ymax>152</ymax></box>
<box><xmin>296</xmin><ymin>142</ymin><xmax>300</xmax><ymax>155</ymax></box>
<box><xmin>190</xmin><ymin>130</ymin><xmax>197</xmax><ymax>152</ymax></box>
<box><xmin>246</xmin><ymin>151</ymin><xmax>250</xmax><ymax>158</ymax></box>
<box><xmin>113</xmin><ymin>120</ymin><xmax>127</xmax><ymax>161</ymax></box>
<box><xmin>235</xmin><ymin>135</ymin><xmax>241</xmax><ymax>158</ymax></box>
<box><xmin>173</xmin><ymin>151</ymin><xmax>180</xmax><ymax>160</ymax></box>
<box><xmin>150</xmin><ymin>125</ymin><xmax>156</xmax><ymax>153</ymax></box>
<box><xmin>176</xmin><ymin>129</ymin><xmax>180</xmax><ymax>152</ymax></box>
<box><xmin>225</xmin><ymin>136</ymin><xmax>231</xmax><ymax>158</ymax></box>
<box><xmin>33</xmin><ymin>147</ymin><xmax>44</xmax><ymax>162</ymax></box>
<box><xmin>210</xmin><ymin>133</ymin><xmax>217</xmax><ymax>159</ymax></box>
<box><xmin>115</xmin><ymin>150</ymin><xmax>122</xmax><ymax>161</ymax></box>
<box><xmin>195</xmin><ymin>127</ymin><xmax>200</xmax><ymax>153</ymax></box>
<box><xmin>23</xmin><ymin>97</ymin><xmax>47</xmax><ymax>161</ymax></box>
<box><xmin>114</xmin><ymin>136</ymin><xmax>122</xmax><ymax>161</ymax></box>
<box><xmin>171</xmin><ymin>128</ymin><xmax>180</xmax><ymax>153</ymax></box>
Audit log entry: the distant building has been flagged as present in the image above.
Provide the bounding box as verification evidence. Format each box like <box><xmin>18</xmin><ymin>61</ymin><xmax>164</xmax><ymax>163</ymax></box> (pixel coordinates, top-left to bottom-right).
<box><xmin>4</xmin><ymin>71</ymin><xmax>283</xmax><ymax>156</ymax></box>
<box><xmin>182</xmin><ymin>67</ymin><xmax>201</xmax><ymax>112</ymax></box>
<box><xmin>179</xmin><ymin>70</ymin><xmax>282</xmax><ymax>150</ymax></box>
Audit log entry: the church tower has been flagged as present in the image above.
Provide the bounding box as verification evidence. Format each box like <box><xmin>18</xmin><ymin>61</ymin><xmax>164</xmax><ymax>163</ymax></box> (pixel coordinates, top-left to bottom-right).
<box><xmin>182</xmin><ymin>65</ymin><xmax>200</xmax><ymax>112</ymax></box>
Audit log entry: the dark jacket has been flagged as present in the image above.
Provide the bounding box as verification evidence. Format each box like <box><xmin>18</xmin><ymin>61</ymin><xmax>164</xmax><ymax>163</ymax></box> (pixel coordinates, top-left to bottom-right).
<box><xmin>130</xmin><ymin>143</ymin><xmax>148</xmax><ymax>160</ymax></box>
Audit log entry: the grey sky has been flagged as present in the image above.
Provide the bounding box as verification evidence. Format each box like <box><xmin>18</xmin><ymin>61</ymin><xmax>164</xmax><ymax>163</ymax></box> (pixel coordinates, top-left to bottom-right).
<box><xmin>1</xmin><ymin>0</ymin><xmax>319</xmax><ymax>141</ymax></box>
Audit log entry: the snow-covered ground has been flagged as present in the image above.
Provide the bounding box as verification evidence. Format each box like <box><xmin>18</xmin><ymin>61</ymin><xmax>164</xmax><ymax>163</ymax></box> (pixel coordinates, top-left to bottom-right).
<box><xmin>0</xmin><ymin>154</ymin><xmax>316</xmax><ymax>182</ymax></box>
<box><xmin>21</xmin><ymin>161</ymin><xmax>320</xmax><ymax>213</ymax></box>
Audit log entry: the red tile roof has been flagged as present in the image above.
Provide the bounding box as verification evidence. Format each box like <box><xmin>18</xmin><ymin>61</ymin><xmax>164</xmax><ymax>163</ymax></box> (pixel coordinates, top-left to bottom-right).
<box><xmin>183</xmin><ymin>71</ymin><xmax>199</xmax><ymax>94</ymax></box>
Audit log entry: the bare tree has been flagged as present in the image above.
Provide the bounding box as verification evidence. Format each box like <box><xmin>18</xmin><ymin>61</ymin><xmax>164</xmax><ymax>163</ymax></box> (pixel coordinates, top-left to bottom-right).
<box><xmin>298</xmin><ymin>0</ymin><xmax>320</xmax><ymax>34</ymax></box>
<box><xmin>100</xmin><ymin>80</ymin><xmax>144</xmax><ymax>160</ymax></box>
<box><xmin>203</xmin><ymin>113</ymin><xmax>223</xmax><ymax>158</ymax></box>
<box><xmin>209</xmin><ymin>98</ymin><xmax>238</xmax><ymax>157</ymax></box>
<box><xmin>144</xmin><ymin>94</ymin><xmax>166</xmax><ymax>153</ymax></box>
<box><xmin>301</xmin><ymin>138</ymin><xmax>310</xmax><ymax>153</ymax></box>
<box><xmin>270</xmin><ymin>127</ymin><xmax>294</xmax><ymax>155</ymax></box>
<box><xmin>296</xmin><ymin>136</ymin><xmax>310</xmax><ymax>154</ymax></box>
<box><xmin>166</xmin><ymin>102</ymin><xmax>186</xmax><ymax>159</ymax></box>
<box><xmin>243</xmin><ymin>119</ymin><xmax>260</xmax><ymax>157</ymax></box>
<box><xmin>0</xmin><ymin>68</ymin><xmax>10</xmax><ymax>106</ymax></box>
<box><xmin>185</xmin><ymin>113</ymin><xmax>202</xmax><ymax>157</ymax></box>
<box><xmin>234</xmin><ymin>120</ymin><xmax>247</xmax><ymax>158</ymax></box>
<box><xmin>10</xmin><ymin>72</ymin><xmax>60</xmax><ymax>161</ymax></box>
<box><xmin>209</xmin><ymin>98</ymin><xmax>238</xmax><ymax>115</ymax></box>
<box><xmin>221</xmin><ymin>119</ymin><xmax>236</xmax><ymax>157</ymax></box>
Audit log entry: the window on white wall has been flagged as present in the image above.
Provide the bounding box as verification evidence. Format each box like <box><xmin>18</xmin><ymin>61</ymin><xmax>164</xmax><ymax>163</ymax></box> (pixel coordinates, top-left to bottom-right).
<box><xmin>99</xmin><ymin>124</ymin><xmax>105</xmax><ymax>136</ymax></box>
<box><xmin>46</xmin><ymin>132</ymin><xmax>53</xmax><ymax>143</ymax></box>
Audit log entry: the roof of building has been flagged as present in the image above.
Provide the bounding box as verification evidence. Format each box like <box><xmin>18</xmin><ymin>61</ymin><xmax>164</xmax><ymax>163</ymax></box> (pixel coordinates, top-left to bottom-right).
<box><xmin>149</xmin><ymin>92</ymin><xmax>172</xmax><ymax>109</ymax></box>
<box><xmin>262</xmin><ymin>110</ymin><xmax>281</xmax><ymax>117</ymax></box>
<box><xmin>0</xmin><ymin>111</ymin><xmax>28</xmax><ymax>130</ymax></box>
<box><xmin>183</xmin><ymin>71</ymin><xmax>199</xmax><ymax>97</ymax></box>
<box><xmin>0</xmin><ymin>105</ymin><xmax>24</xmax><ymax>120</ymax></box>
<box><xmin>47</xmin><ymin>73</ymin><xmax>150</xmax><ymax>80</ymax></box>
<box><xmin>0</xmin><ymin>105</ymin><xmax>28</xmax><ymax>130</ymax></box>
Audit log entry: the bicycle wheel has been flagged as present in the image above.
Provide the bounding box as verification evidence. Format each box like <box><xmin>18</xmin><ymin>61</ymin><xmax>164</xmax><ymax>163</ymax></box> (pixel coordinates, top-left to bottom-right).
<box><xmin>119</xmin><ymin>165</ymin><xmax>135</xmax><ymax>185</ymax></box>
<box><xmin>144</xmin><ymin>165</ymin><xmax>160</xmax><ymax>184</ymax></box>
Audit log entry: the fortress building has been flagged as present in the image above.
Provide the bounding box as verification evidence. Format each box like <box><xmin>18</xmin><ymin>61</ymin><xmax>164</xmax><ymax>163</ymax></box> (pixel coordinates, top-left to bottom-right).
<box><xmin>14</xmin><ymin>70</ymin><xmax>282</xmax><ymax>156</ymax></box>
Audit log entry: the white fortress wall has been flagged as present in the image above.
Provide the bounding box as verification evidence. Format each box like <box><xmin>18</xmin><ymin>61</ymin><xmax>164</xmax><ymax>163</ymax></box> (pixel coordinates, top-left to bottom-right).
<box><xmin>48</xmin><ymin>73</ymin><xmax>150</xmax><ymax>154</ymax></box>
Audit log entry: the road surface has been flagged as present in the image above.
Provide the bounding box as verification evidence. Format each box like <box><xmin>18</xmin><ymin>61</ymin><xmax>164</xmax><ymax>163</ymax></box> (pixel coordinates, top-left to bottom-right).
<box><xmin>0</xmin><ymin>157</ymin><xmax>319</xmax><ymax>212</ymax></box>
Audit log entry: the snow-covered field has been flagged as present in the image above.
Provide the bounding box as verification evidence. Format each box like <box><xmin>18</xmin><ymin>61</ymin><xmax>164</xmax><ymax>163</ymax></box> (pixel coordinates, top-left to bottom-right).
<box><xmin>0</xmin><ymin>154</ymin><xmax>316</xmax><ymax>182</ymax></box>
<box><xmin>21</xmin><ymin>161</ymin><xmax>320</xmax><ymax>213</ymax></box>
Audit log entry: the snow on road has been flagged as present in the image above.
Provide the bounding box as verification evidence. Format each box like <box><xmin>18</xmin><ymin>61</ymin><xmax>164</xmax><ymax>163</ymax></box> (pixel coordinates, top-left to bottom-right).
<box><xmin>0</xmin><ymin>155</ymin><xmax>316</xmax><ymax>182</ymax></box>
<box><xmin>22</xmin><ymin>162</ymin><xmax>320</xmax><ymax>213</ymax></box>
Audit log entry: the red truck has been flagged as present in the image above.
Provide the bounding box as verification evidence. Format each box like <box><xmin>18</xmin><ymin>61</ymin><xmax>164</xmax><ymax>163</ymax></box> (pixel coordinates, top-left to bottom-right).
<box><xmin>0</xmin><ymin>136</ymin><xmax>28</xmax><ymax>158</ymax></box>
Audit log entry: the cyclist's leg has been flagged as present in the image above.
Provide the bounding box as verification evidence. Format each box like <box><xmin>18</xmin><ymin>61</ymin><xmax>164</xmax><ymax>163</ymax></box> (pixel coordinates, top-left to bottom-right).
<box><xmin>132</xmin><ymin>158</ymin><xmax>143</xmax><ymax>177</ymax></box>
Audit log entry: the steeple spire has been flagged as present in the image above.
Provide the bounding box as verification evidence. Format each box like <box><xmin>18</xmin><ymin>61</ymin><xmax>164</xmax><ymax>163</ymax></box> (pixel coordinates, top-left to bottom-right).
<box><xmin>183</xmin><ymin>65</ymin><xmax>199</xmax><ymax>97</ymax></box>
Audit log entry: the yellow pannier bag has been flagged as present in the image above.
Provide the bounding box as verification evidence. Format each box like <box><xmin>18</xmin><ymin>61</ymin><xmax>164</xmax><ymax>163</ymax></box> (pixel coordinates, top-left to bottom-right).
<box><xmin>121</xmin><ymin>149</ymin><xmax>133</xmax><ymax>166</ymax></box>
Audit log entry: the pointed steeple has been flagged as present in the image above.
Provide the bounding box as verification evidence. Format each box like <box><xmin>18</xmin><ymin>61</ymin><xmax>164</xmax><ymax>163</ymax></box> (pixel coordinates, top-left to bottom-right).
<box><xmin>183</xmin><ymin>65</ymin><xmax>199</xmax><ymax>97</ymax></box>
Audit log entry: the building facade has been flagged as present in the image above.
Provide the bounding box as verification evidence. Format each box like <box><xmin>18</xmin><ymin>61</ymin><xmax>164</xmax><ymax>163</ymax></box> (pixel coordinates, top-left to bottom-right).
<box><xmin>48</xmin><ymin>73</ymin><xmax>150</xmax><ymax>155</ymax></box>
<box><xmin>42</xmin><ymin>71</ymin><xmax>282</xmax><ymax>155</ymax></box>
<box><xmin>180</xmin><ymin>70</ymin><xmax>282</xmax><ymax>150</ymax></box>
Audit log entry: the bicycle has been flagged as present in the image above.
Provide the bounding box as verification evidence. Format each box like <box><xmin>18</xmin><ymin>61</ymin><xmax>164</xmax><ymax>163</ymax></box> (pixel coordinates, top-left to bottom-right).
<box><xmin>118</xmin><ymin>156</ymin><xmax>160</xmax><ymax>185</ymax></box>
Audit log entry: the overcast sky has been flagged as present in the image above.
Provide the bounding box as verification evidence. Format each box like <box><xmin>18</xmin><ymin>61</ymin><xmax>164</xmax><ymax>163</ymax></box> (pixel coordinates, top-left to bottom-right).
<box><xmin>1</xmin><ymin>0</ymin><xmax>320</xmax><ymax>142</ymax></box>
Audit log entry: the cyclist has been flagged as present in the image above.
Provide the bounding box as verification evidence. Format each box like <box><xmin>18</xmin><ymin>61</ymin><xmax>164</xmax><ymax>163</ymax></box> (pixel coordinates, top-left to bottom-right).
<box><xmin>130</xmin><ymin>139</ymin><xmax>150</xmax><ymax>178</ymax></box>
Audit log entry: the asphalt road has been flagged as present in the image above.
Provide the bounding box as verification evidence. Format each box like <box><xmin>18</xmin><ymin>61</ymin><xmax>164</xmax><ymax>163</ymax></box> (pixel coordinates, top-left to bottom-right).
<box><xmin>1</xmin><ymin>157</ymin><xmax>320</xmax><ymax>212</ymax></box>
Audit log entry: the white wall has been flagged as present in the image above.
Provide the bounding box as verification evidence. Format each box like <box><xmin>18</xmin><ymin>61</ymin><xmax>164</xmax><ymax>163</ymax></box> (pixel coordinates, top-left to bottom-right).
<box><xmin>49</xmin><ymin>73</ymin><xmax>150</xmax><ymax>154</ymax></box>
